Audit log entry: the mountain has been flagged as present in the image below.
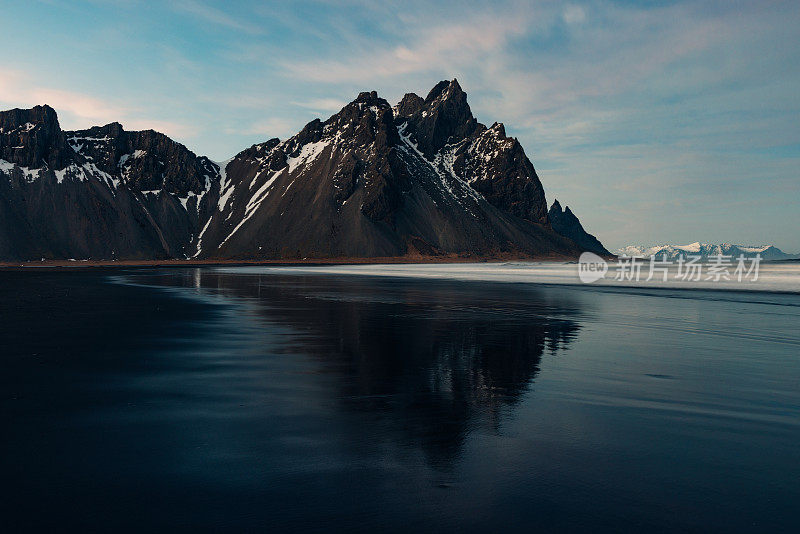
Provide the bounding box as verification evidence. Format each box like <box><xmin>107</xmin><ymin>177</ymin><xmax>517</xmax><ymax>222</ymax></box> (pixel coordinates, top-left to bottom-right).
<box><xmin>0</xmin><ymin>80</ymin><xmax>605</xmax><ymax>261</ymax></box>
<box><xmin>548</xmin><ymin>200</ymin><xmax>610</xmax><ymax>256</ymax></box>
<box><xmin>193</xmin><ymin>81</ymin><xmax>580</xmax><ymax>259</ymax></box>
<box><xmin>617</xmin><ymin>243</ymin><xmax>798</xmax><ymax>260</ymax></box>
<box><xmin>0</xmin><ymin>105</ymin><xmax>220</xmax><ymax>260</ymax></box>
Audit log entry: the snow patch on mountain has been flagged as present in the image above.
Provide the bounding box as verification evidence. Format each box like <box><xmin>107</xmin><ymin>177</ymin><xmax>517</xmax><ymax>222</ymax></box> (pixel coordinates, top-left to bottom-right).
<box><xmin>618</xmin><ymin>243</ymin><xmax>798</xmax><ymax>260</ymax></box>
<box><xmin>0</xmin><ymin>159</ymin><xmax>48</xmax><ymax>183</ymax></box>
<box><xmin>216</xmin><ymin>158</ymin><xmax>234</xmax><ymax>211</ymax></box>
<box><xmin>286</xmin><ymin>140</ymin><xmax>328</xmax><ymax>173</ymax></box>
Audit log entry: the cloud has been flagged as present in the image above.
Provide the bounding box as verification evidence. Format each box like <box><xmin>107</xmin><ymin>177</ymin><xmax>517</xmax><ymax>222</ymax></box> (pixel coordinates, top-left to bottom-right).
<box><xmin>291</xmin><ymin>98</ymin><xmax>346</xmax><ymax>113</ymax></box>
<box><xmin>27</xmin><ymin>88</ymin><xmax>128</xmax><ymax>125</ymax></box>
<box><xmin>279</xmin><ymin>9</ymin><xmax>531</xmax><ymax>84</ymax></box>
<box><xmin>562</xmin><ymin>5</ymin><xmax>586</xmax><ymax>26</ymax></box>
<box><xmin>123</xmin><ymin>118</ymin><xmax>195</xmax><ymax>138</ymax></box>
<box><xmin>228</xmin><ymin>117</ymin><xmax>296</xmax><ymax>138</ymax></box>
<box><xmin>0</xmin><ymin>69</ymin><xmax>193</xmax><ymax>138</ymax></box>
<box><xmin>272</xmin><ymin>2</ymin><xmax>742</xmax><ymax>132</ymax></box>
<box><xmin>172</xmin><ymin>0</ymin><xmax>263</xmax><ymax>34</ymax></box>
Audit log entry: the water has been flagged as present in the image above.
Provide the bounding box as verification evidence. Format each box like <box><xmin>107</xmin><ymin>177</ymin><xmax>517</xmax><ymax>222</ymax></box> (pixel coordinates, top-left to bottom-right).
<box><xmin>1</xmin><ymin>267</ymin><xmax>799</xmax><ymax>532</ymax></box>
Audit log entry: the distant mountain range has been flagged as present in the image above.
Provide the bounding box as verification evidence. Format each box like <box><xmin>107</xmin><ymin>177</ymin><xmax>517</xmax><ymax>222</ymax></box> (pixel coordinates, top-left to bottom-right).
<box><xmin>617</xmin><ymin>243</ymin><xmax>799</xmax><ymax>261</ymax></box>
<box><xmin>0</xmin><ymin>80</ymin><xmax>608</xmax><ymax>261</ymax></box>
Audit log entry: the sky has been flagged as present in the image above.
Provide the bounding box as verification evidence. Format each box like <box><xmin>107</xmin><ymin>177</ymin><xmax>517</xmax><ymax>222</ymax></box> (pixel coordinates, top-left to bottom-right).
<box><xmin>1</xmin><ymin>0</ymin><xmax>798</xmax><ymax>251</ymax></box>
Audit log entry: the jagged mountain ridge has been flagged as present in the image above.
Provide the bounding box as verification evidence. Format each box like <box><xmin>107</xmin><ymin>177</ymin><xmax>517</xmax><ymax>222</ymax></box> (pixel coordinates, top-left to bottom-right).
<box><xmin>617</xmin><ymin>243</ymin><xmax>798</xmax><ymax>260</ymax></box>
<box><xmin>397</xmin><ymin>80</ymin><xmax>548</xmax><ymax>224</ymax></box>
<box><xmin>194</xmin><ymin>81</ymin><xmax>578</xmax><ymax>259</ymax></box>
<box><xmin>0</xmin><ymin>105</ymin><xmax>220</xmax><ymax>260</ymax></box>
<box><xmin>0</xmin><ymin>80</ymin><xmax>607</xmax><ymax>261</ymax></box>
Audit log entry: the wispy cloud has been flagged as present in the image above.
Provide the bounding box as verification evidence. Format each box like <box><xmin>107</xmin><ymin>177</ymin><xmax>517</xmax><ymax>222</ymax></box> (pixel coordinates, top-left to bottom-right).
<box><xmin>172</xmin><ymin>0</ymin><xmax>263</xmax><ymax>34</ymax></box>
<box><xmin>226</xmin><ymin>117</ymin><xmax>295</xmax><ymax>138</ymax></box>
<box><xmin>0</xmin><ymin>69</ymin><xmax>193</xmax><ymax>138</ymax></box>
<box><xmin>562</xmin><ymin>5</ymin><xmax>586</xmax><ymax>26</ymax></box>
<box><xmin>279</xmin><ymin>9</ymin><xmax>531</xmax><ymax>84</ymax></box>
<box><xmin>291</xmin><ymin>98</ymin><xmax>346</xmax><ymax>113</ymax></box>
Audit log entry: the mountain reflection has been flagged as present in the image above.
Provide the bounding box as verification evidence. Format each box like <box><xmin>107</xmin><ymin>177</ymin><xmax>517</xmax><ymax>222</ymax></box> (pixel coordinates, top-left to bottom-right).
<box><xmin>152</xmin><ymin>268</ymin><xmax>583</xmax><ymax>468</ymax></box>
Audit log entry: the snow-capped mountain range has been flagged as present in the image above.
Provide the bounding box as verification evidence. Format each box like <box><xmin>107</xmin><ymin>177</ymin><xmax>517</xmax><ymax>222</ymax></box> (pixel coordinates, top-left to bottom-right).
<box><xmin>0</xmin><ymin>80</ymin><xmax>609</xmax><ymax>262</ymax></box>
<box><xmin>617</xmin><ymin>243</ymin><xmax>798</xmax><ymax>261</ymax></box>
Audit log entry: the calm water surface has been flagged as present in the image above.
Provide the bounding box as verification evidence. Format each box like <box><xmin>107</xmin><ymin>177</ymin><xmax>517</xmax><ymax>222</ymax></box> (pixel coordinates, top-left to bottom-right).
<box><xmin>1</xmin><ymin>268</ymin><xmax>798</xmax><ymax>532</ymax></box>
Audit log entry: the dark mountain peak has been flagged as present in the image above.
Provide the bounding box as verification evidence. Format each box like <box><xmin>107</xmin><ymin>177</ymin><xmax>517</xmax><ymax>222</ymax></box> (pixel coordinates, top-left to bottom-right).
<box><xmin>395</xmin><ymin>93</ymin><xmax>424</xmax><ymax>117</ymax></box>
<box><xmin>71</xmin><ymin>121</ymin><xmax>125</xmax><ymax>141</ymax></box>
<box><xmin>422</xmin><ymin>79</ymin><xmax>469</xmax><ymax>114</ymax></box>
<box><xmin>0</xmin><ymin>104</ymin><xmax>70</xmax><ymax>169</ymax></box>
<box><xmin>226</xmin><ymin>137</ymin><xmax>286</xmax><ymax>185</ymax></box>
<box><xmin>424</xmin><ymin>78</ymin><xmax>463</xmax><ymax>104</ymax></box>
<box><xmin>548</xmin><ymin>202</ymin><xmax>609</xmax><ymax>256</ymax></box>
<box><xmin>34</xmin><ymin>103</ymin><xmax>56</xmax><ymax>113</ymax></box>
<box><xmin>345</xmin><ymin>91</ymin><xmax>392</xmax><ymax>112</ymax></box>
<box><xmin>354</xmin><ymin>90</ymin><xmax>382</xmax><ymax>104</ymax></box>
<box><xmin>396</xmin><ymin>79</ymin><xmax>477</xmax><ymax>158</ymax></box>
<box><xmin>315</xmin><ymin>90</ymin><xmax>397</xmax><ymax>149</ymax></box>
<box><xmin>548</xmin><ymin>201</ymin><xmax>578</xmax><ymax>225</ymax></box>
<box><xmin>330</xmin><ymin>90</ymin><xmax>391</xmax><ymax>114</ymax></box>
<box><xmin>96</xmin><ymin>121</ymin><xmax>125</xmax><ymax>137</ymax></box>
<box><xmin>293</xmin><ymin>118</ymin><xmax>324</xmax><ymax>148</ymax></box>
<box><xmin>489</xmin><ymin>122</ymin><xmax>507</xmax><ymax>137</ymax></box>
<box><xmin>238</xmin><ymin>137</ymin><xmax>281</xmax><ymax>159</ymax></box>
<box><xmin>424</xmin><ymin>80</ymin><xmax>451</xmax><ymax>102</ymax></box>
<box><xmin>0</xmin><ymin>104</ymin><xmax>60</xmax><ymax>127</ymax></box>
<box><xmin>424</xmin><ymin>79</ymin><xmax>471</xmax><ymax>123</ymax></box>
<box><xmin>30</xmin><ymin>104</ymin><xmax>60</xmax><ymax>126</ymax></box>
<box><xmin>236</xmin><ymin>90</ymin><xmax>398</xmax><ymax>179</ymax></box>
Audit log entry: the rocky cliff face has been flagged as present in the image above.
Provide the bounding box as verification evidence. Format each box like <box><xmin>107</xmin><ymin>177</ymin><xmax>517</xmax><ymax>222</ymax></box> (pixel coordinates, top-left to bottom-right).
<box><xmin>0</xmin><ymin>105</ymin><xmax>219</xmax><ymax>260</ymax></box>
<box><xmin>0</xmin><ymin>81</ymin><xmax>606</xmax><ymax>261</ymax></box>
<box><xmin>67</xmin><ymin>122</ymin><xmax>218</xmax><ymax>196</ymax></box>
<box><xmin>0</xmin><ymin>105</ymin><xmax>72</xmax><ymax>170</ymax></box>
<box><xmin>548</xmin><ymin>200</ymin><xmax>610</xmax><ymax>256</ymax></box>
<box><xmin>394</xmin><ymin>80</ymin><xmax>548</xmax><ymax>224</ymax></box>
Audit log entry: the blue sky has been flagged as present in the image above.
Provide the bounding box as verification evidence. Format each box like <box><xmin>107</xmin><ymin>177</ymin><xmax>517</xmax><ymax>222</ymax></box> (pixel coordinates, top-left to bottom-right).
<box><xmin>1</xmin><ymin>0</ymin><xmax>798</xmax><ymax>251</ymax></box>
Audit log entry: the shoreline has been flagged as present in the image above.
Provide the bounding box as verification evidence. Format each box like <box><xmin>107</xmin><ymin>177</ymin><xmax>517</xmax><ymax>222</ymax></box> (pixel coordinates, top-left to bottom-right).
<box><xmin>2</xmin><ymin>254</ymin><xmax>795</xmax><ymax>270</ymax></box>
<box><xmin>0</xmin><ymin>253</ymin><xmax>581</xmax><ymax>269</ymax></box>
